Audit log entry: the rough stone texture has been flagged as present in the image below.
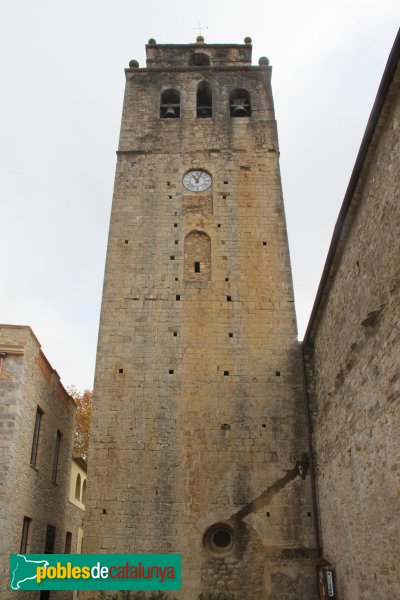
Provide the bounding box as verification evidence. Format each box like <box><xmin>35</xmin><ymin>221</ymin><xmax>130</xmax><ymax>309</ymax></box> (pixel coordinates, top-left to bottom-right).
<box><xmin>303</xmin><ymin>57</ymin><xmax>400</xmax><ymax>599</ymax></box>
<box><xmin>0</xmin><ymin>325</ymin><xmax>81</xmax><ymax>600</ymax></box>
<box><xmin>85</xmin><ymin>41</ymin><xmax>316</xmax><ymax>599</ymax></box>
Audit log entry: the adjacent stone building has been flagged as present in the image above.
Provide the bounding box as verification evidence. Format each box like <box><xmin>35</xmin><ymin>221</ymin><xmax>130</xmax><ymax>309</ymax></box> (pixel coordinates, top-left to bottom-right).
<box><xmin>84</xmin><ymin>38</ymin><xmax>316</xmax><ymax>599</ymax></box>
<box><xmin>0</xmin><ymin>325</ymin><xmax>83</xmax><ymax>599</ymax></box>
<box><xmin>303</xmin><ymin>31</ymin><xmax>400</xmax><ymax>600</ymax></box>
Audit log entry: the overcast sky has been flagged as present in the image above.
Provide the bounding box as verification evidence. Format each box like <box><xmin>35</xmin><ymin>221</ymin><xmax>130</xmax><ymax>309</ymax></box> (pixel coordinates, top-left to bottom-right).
<box><xmin>0</xmin><ymin>1</ymin><xmax>398</xmax><ymax>391</ymax></box>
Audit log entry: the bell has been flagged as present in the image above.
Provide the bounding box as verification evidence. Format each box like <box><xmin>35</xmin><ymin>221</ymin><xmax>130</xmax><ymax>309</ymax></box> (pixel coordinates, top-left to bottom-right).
<box><xmin>163</xmin><ymin>104</ymin><xmax>177</xmax><ymax>118</ymax></box>
<box><xmin>231</xmin><ymin>104</ymin><xmax>249</xmax><ymax>117</ymax></box>
<box><xmin>197</xmin><ymin>105</ymin><xmax>212</xmax><ymax>117</ymax></box>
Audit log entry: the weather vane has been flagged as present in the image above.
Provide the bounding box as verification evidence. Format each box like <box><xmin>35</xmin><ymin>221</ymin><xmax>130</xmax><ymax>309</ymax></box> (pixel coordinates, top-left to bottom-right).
<box><xmin>193</xmin><ymin>22</ymin><xmax>208</xmax><ymax>38</ymax></box>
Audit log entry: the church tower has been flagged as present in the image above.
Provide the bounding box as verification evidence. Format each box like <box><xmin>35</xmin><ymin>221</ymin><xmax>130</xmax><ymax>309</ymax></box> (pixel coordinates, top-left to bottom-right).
<box><xmin>85</xmin><ymin>37</ymin><xmax>316</xmax><ymax>599</ymax></box>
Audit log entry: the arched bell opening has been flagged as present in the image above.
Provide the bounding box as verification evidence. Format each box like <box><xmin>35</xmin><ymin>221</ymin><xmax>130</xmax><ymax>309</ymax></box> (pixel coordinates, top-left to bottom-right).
<box><xmin>189</xmin><ymin>53</ymin><xmax>210</xmax><ymax>66</ymax></box>
<box><xmin>230</xmin><ymin>88</ymin><xmax>251</xmax><ymax>117</ymax></box>
<box><xmin>197</xmin><ymin>81</ymin><xmax>212</xmax><ymax>118</ymax></box>
<box><xmin>160</xmin><ymin>89</ymin><xmax>180</xmax><ymax>118</ymax></box>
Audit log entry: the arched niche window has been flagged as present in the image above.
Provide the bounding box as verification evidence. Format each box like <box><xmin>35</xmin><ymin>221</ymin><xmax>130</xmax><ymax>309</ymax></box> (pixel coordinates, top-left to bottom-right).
<box><xmin>184</xmin><ymin>231</ymin><xmax>211</xmax><ymax>281</ymax></box>
<box><xmin>75</xmin><ymin>473</ymin><xmax>81</xmax><ymax>501</ymax></box>
<box><xmin>189</xmin><ymin>53</ymin><xmax>210</xmax><ymax>66</ymax></box>
<box><xmin>230</xmin><ymin>88</ymin><xmax>251</xmax><ymax>117</ymax></box>
<box><xmin>82</xmin><ymin>479</ymin><xmax>87</xmax><ymax>504</ymax></box>
<box><xmin>197</xmin><ymin>81</ymin><xmax>212</xmax><ymax>118</ymax></box>
<box><xmin>160</xmin><ymin>89</ymin><xmax>180</xmax><ymax>118</ymax></box>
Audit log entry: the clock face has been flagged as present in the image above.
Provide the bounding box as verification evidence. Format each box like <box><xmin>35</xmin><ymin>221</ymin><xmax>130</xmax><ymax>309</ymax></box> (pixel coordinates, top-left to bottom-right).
<box><xmin>183</xmin><ymin>170</ymin><xmax>212</xmax><ymax>192</ymax></box>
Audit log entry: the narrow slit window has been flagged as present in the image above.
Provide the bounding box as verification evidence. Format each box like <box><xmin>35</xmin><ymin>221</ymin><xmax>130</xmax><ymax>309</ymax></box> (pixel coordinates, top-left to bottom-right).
<box><xmin>75</xmin><ymin>474</ymin><xmax>81</xmax><ymax>500</ymax></box>
<box><xmin>44</xmin><ymin>524</ymin><xmax>56</xmax><ymax>554</ymax></box>
<box><xmin>194</xmin><ymin>261</ymin><xmax>201</xmax><ymax>273</ymax></box>
<box><xmin>20</xmin><ymin>517</ymin><xmax>32</xmax><ymax>553</ymax></box>
<box><xmin>65</xmin><ymin>532</ymin><xmax>72</xmax><ymax>554</ymax></box>
<box><xmin>30</xmin><ymin>407</ymin><xmax>43</xmax><ymax>467</ymax></box>
<box><xmin>52</xmin><ymin>430</ymin><xmax>62</xmax><ymax>482</ymax></box>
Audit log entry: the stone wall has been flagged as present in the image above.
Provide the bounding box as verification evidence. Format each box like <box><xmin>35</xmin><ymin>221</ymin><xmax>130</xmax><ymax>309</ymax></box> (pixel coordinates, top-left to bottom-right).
<box><xmin>0</xmin><ymin>325</ymin><xmax>79</xmax><ymax>600</ymax></box>
<box><xmin>303</xmin><ymin>53</ymin><xmax>400</xmax><ymax>600</ymax></box>
<box><xmin>85</xmin><ymin>40</ymin><xmax>316</xmax><ymax>600</ymax></box>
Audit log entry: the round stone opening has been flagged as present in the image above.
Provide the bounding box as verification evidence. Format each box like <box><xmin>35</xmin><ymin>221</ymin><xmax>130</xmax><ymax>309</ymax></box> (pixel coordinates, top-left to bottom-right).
<box><xmin>203</xmin><ymin>523</ymin><xmax>235</xmax><ymax>557</ymax></box>
<box><xmin>213</xmin><ymin>529</ymin><xmax>231</xmax><ymax>547</ymax></box>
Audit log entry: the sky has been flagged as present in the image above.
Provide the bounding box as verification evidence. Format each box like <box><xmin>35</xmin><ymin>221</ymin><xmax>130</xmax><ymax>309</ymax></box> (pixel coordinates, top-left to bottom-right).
<box><xmin>0</xmin><ymin>1</ymin><xmax>398</xmax><ymax>391</ymax></box>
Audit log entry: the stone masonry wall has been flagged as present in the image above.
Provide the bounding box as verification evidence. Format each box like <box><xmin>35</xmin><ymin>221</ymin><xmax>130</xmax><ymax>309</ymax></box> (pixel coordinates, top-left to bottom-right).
<box><xmin>303</xmin><ymin>62</ymin><xmax>400</xmax><ymax>600</ymax></box>
<box><xmin>0</xmin><ymin>325</ymin><xmax>77</xmax><ymax>600</ymax></box>
<box><xmin>85</xmin><ymin>42</ymin><xmax>316</xmax><ymax>600</ymax></box>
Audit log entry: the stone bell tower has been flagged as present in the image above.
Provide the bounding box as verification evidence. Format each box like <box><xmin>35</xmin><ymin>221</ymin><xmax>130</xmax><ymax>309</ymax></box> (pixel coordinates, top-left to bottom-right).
<box><xmin>84</xmin><ymin>36</ymin><xmax>316</xmax><ymax>599</ymax></box>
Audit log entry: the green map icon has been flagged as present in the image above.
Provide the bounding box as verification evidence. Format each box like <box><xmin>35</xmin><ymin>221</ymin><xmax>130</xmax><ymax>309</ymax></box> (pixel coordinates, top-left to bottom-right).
<box><xmin>10</xmin><ymin>554</ymin><xmax>49</xmax><ymax>590</ymax></box>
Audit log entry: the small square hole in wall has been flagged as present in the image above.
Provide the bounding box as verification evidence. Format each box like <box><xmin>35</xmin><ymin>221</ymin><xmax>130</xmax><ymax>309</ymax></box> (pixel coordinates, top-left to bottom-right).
<box><xmin>227</xmin><ymin>296</ymin><xmax>232</xmax><ymax>302</ymax></box>
<box><xmin>118</xmin><ymin>369</ymin><xmax>124</xmax><ymax>374</ymax></box>
<box><xmin>224</xmin><ymin>180</ymin><xmax>228</xmax><ymax>184</ymax></box>
<box><xmin>175</xmin><ymin>240</ymin><xmax>178</xmax><ymax>244</ymax></box>
<box><xmin>223</xmin><ymin>371</ymin><xmax>229</xmax><ymax>376</ymax></box>
<box><xmin>167</xmin><ymin>181</ymin><xmax>171</xmax><ymax>186</ymax></box>
<box><xmin>169</xmin><ymin>369</ymin><xmax>174</xmax><ymax>375</ymax></box>
<box><xmin>262</xmin><ymin>423</ymin><xmax>266</xmax><ymax>428</ymax></box>
<box><xmin>169</xmin><ymin>195</ymin><xmax>172</xmax><ymax>199</ymax></box>
<box><xmin>263</xmin><ymin>242</ymin><xmax>266</xmax><ymax>246</ymax></box>
<box><xmin>228</xmin><ymin>333</ymin><xmax>233</xmax><ymax>338</ymax></box>
<box><xmin>276</xmin><ymin>371</ymin><xmax>280</xmax><ymax>377</ymax></box>
<box><xmin>173</xmin><ymin>332</ymin><xmax>178</xmax><ymax>337</ymax></box>
<box><xmin>223</xmin><ymin>195</ymin><xmax>227</xmax><ymax>199</ymax></box>
<box><xmin>170</xmin><ymin>256</ymin><xmax>175</xmax><ymax>260</ymax></box>
<box><xmin>174</xmin><ymin>223</ymin><xmax>178</xmax><ymax>227</ymax></box>
<box><xmin>307</xmin><ymin>512</ymin><xmax>312</xmax><ymax>517</ymax></box>
<box><xmin>175</xmin><ymin>277</ymin><xmax>179</xmax><ymax>281</ymax></box>
<box><xmin>218</xmin><ymin>224</ymin><xmax>221</xmax><ymax>228</ymax></box>
<box><xmin>125</xmin><ymin>240</ymin><xmax>129</xmax><ymax>244</ymax></box>
<box><xmin>174</xmin><ymin>211</ymin><xmax>177</xmax><ymax>215</ymax></box>
<box><xmin>176</xmin><ymin>295</ymin><xmax>181</xmax><ymax>301</ymax></box>
<box><xmin>225</xmin><ymin>277</ymin><xmax>229</xmax><ymax>282</ymax></box>
<box><xmin>102</xmin><ymin>509</ymin><xmax>107</xmax><ymax>514</ymax></box>
<box><xmin>266</xmin><ymin>512</ymin><xmax>270</xmax><ymax>517</ymax></box>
